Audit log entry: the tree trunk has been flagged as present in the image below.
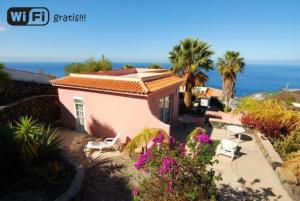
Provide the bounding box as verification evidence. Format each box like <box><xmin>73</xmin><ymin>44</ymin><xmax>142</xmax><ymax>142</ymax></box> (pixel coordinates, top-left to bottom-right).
<box><xmin>223</xmin><ymin>78</ymin><xmax>234</xmax><ymax>108</ymax></box>
<box><xmin>184</xmin><ymin>90</ymin><xmax>192</xmax><ymax>108</ymax></box>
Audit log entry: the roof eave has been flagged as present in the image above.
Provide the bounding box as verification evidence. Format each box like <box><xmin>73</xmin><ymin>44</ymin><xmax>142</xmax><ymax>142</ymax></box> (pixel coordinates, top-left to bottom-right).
<box><xmin>52</xmin><ymin>83</ymin><xmax>149</xmax><ymax>97</ymax></box>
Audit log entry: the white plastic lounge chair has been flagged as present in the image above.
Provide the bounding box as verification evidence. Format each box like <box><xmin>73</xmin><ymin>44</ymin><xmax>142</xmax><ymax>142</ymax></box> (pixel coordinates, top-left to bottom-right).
<box><xmin>86</xmin><ymin>132</ymin><xmax>121</xmax><ymax>152</ymax></box>
<box><xmin>216</xmin><ymin>139</ymin><xmax>238</xmax><ymax>160</ymax></box>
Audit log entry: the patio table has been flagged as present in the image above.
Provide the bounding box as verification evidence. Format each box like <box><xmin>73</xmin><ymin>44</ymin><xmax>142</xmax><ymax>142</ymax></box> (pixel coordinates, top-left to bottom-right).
<box><xmin>226</xmin><ymin>125</ymin><xmax>245</xmax><ymax>143</ymax></box>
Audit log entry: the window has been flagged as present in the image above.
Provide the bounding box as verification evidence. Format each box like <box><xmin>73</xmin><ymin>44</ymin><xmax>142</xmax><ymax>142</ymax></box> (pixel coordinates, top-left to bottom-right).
<box><xmin>73</xmin><ymin>98</ymin><xmax>85</xmax><ymax>132</ymax></box>
<box><xmin>159</xmin><ymin>95</ymin><xmax>172</xmax><ymax>124</ymax></box>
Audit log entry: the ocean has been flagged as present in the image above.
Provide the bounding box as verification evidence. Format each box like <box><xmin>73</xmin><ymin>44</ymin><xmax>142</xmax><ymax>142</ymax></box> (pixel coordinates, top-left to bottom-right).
<box><xmin>3</xmin><ymin>61</ymin><xmax>300</xmax><ymax>97</ymax></box>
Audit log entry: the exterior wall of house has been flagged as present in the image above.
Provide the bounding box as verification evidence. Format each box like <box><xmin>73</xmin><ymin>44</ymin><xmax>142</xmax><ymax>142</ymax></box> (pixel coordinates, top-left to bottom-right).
<box><xmin>57</xmin><ymin>87</ymin><xmax>179</xmax><ymax>143</ymax></box>
<box><xmin>148</xmin><ymin>85</ymin><xmax>179</xmax><ymax>124</ymax></box>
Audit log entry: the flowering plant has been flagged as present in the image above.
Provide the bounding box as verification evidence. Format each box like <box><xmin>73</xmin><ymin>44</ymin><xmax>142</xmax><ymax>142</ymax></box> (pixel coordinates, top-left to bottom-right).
<box><xmin>152</xmin><ymin>131</ymin><xmax>165</xmax><ymax>144</ymax></box>
<box><xmin>197</xmin><ymin>133</ymin><xmax>212</xmax><ymax>144</ymax></box>
<box><xmin>132</xmin><ymin>128</ymin><xmax>220</xmax><ymax>201</ymax></box>
<box><xmin>134</xmin><ymin>149</ymin><xmax>152</xmax><ymax>169</ymax></box>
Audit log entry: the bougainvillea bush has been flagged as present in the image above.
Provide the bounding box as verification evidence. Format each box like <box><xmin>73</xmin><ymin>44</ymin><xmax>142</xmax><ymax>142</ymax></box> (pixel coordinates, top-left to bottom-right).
<box><xmin>131</xmin><ymin>129</ymin><xmax>220</xmax><ymax>201</ymax></box>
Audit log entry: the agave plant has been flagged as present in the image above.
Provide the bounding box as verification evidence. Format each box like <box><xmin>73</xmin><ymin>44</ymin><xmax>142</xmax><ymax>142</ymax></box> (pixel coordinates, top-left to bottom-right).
<box><xmin>14</xmin><ymin>116</ymin><xmax>41</xmax><ymax>161</ymax></box>
<box><xmin>13</xmin><ymin>116</ymin><xmax>63</xmax><ymax>164</ymax></box>
<box><xmin>33</xmin><ymin>125</ymin><xmax>62</xmax><ymax>164</ymax></box>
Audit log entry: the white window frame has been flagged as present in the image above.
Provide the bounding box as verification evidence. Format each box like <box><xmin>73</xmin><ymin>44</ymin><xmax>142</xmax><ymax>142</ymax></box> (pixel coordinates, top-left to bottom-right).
<box><xmin>159</xmin><ymin>95</ymin><xmax>172</xmax><ymax>124</ymax></box>
<box><xmin>73</xmin><ymin>96</ymin><xmax>86</xmax><ymax>132</ymax></box>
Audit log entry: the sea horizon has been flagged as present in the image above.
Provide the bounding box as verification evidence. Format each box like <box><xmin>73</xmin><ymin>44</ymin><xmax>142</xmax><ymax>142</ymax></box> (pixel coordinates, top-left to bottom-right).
<box><xmin>3</xmin><ymin>61</ymin><xmax>300</xmax><ymax>97</ymax></box>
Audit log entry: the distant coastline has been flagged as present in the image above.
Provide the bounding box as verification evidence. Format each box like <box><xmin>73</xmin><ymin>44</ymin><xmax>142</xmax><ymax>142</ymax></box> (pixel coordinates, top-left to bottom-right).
<box><xmin>3</xmin><ymin>61</ymin><xmax>300</xmax><ymax>97</ymax></box>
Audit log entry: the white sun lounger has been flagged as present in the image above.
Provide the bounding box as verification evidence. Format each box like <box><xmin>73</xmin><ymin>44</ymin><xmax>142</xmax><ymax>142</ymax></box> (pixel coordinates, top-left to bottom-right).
<box><xmin>216</xmin><ymin>139</ymin><xmax>238</xmax><ymax>160</ymax></box>
<box><xmin>86</xmin><ymin>132</ymin><xmax>121</xmax><ymax>152</ymax></box>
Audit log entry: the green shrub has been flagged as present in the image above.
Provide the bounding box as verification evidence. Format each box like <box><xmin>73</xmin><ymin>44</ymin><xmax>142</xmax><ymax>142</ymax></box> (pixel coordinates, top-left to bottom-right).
<box><xmin>64</xmin><ymin>56</ymin><xmax>112</xmax><ymax>75</ymax></box>
<box><xmin>236</xmin><ymin>97</ymin><xmax>262</xmax><ymax>113</ymax></box>
<box><xmin>273</xmin><ymin>130</ymin><xmax>300</xmax><ymax>160</ymax></box>
<box><xmin>0</xmin><ymin>116</ymin><xmax>63</xmax><ymax>183</ymax></box>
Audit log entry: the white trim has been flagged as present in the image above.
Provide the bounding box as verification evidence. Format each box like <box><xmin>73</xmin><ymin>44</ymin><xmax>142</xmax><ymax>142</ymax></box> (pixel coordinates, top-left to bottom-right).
<box><xmin>73</xmin><ymin>96</ymin><xmax>87</xmax><ymax>132</ymax></box>
<box><xmin>69</xmin><ymin>72</ymin><xmax>171</xmax><ymax>82</ymax></box>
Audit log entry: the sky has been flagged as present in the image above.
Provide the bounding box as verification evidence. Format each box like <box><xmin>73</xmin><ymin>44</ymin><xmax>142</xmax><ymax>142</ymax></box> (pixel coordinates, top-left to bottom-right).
<box><xmin>0</xmin><ymin>0</ymin><xmax>300</xmax><ymax>63</ymax></box>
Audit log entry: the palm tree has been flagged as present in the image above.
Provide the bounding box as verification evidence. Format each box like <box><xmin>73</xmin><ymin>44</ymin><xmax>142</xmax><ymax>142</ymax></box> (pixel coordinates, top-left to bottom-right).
<box><xmin>217</xmin><ymin>51</ymin><xmax>245</xmax><ymax>107</ymax></box>
<box><xmin>169</xmin><ymin>38</ymin><xmax>214</xmax><ymax>108</ymax></box>
<box><xmin>0</xmin><ymin>63</ymin><xmax>10</xmax><ymax>88</ymax></box>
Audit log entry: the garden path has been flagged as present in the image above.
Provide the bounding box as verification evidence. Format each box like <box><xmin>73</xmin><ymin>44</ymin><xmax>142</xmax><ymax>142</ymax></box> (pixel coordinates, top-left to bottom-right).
<box><xmin>210</xmin><ymin>128</ymin><xmax>292</xmax><ymax>201</ymax></box>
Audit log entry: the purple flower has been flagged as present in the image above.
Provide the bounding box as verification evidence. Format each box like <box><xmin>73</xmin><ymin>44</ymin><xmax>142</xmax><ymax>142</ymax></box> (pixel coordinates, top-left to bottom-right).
<box><xmin>164</xmin><ymin>180</ymin><xmax>174</xmax><ymax>193</ymax></box>
<box><xmin>131</xmin><ymin>187</ymin><xmax>140</xmax><ymax>196</ymax></box>
<box><xmin>178</xmin><ymin>142</ymin><xmax>186</xmax><ymax>156</ymax></box>
<box><xmin>169</xmin><ymin>136</ymin><xmax>176</xmax><ymax>144</ymax></box>
<box><xmin>196</xmin><ymin>133</ymin><xmax>211</xmax><ymax>144</ymax></box>
<box><xmin>152</xmin><ymin>131</ymin><xmax>165</xmax><ymax>144</ymax></box>
<box><xmin>159</xmin><ymin>156</ymin><xmax>178</xmax><ymax>176</ymax></box>
<box><xmin>134</xmin><ymin>149</ymin><xmax>152</xmax><ymax>169</ymax></box>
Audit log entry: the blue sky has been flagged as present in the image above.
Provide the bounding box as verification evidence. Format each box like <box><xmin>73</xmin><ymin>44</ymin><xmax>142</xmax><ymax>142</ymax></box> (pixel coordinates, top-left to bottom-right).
<box><xmin>0</xmin><ymin>0</ymin><xmax>299</xmax><ymax>63</ymax></box>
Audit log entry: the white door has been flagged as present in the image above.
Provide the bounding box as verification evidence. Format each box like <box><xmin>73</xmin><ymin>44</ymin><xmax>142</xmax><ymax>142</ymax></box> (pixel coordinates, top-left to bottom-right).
<box><xmin>74</xmin><ymin>98</ymin><xmax>85</xmax><ymax>132</ymax></box>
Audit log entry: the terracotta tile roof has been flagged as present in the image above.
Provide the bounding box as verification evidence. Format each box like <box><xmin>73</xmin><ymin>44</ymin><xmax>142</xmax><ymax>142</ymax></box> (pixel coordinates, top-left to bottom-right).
<box><xmin>51</xmin><ymin>76</ymin><xmax>146</xmax><ymax>94</ymax></box>
<box><xmin>144</xmin><ymin>76</ymin><xmax>183</xmax><ymax>92</ymax></box>
<box><xmin>51</xmin><ymin>73</ymin><xmax>183</xmax><ymax>96</ymax></box>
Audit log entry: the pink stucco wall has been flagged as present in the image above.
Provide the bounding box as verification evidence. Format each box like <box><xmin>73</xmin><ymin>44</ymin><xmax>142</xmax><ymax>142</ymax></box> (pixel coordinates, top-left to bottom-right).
<box><xmin>57</xmin><ymin>85</ymin><xmax>179</xmax><ymax>143</ymax></box>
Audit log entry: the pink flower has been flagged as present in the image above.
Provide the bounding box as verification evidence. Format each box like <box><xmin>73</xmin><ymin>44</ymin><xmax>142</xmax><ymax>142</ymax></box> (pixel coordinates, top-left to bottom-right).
<box><xmin>169</xmin><ymin>136</ymin><xmax>176</xmax><ymax>144</ymax></box>
<box><xmin>178</xmin><ymin>143</ymin><xmax>186</xmax><ymax>156</ymax></box>
<box><xmin>131</xmin><ymin>187</ymin><xmax>140</xmax><ymax>196</ymax></box>
<box><xmin>164</xmin><ymin>180</ymin><xmax>174</xmax><ymax>193</ymax></box>
<box><xmin>196</xmin><ymin>133</ymin><xmax>211</xmax><ymax>144</ymax></box>
<box><xmin>134</xmin><ymin>149</ymin><xmax>152</xmax><ymax>169</ymax></box>
<box><xmin>152</xmin><ymin>131</ymin><xmax>165</xmax><ymax>144</ymax></box>
<box><xmin>159</xmin><ymin>156</ymin><xmax>178</xmax><ymax>176</ymax></box>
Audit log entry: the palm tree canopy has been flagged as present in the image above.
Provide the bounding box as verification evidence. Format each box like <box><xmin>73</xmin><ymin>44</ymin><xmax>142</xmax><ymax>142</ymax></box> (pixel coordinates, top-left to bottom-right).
<box><xmin>169</xmin><ymin>38</ymin><xmax>214</xmax><ymax>87</ymax></box>
<box><xmin>217</xmin><ymin>51</ymin><xmax>245</xmax><ymax>80</ymax></box>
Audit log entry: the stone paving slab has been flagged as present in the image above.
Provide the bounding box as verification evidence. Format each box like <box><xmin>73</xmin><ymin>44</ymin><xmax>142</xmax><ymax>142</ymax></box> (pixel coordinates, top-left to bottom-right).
<box><xmin>211</xmin><ymin>128</ymin><xmax>293</xmax><ymax>201</ymax></box>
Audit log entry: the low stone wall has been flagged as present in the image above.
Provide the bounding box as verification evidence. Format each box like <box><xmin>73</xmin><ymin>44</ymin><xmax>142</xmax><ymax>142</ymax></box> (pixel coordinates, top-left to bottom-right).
<box><xmin>276</xmin><ymin>167</ymin><xmax>300</xmax><ymax>201</ymax></box>
<box><xmin>0</xmin><ymin>95</ymin><xmax>60</xmax><ymax>124</ymax></box>
<box><xmin>252</xmin><ymin>131</ymin><xmax>299</xmax><ymax>200</ymax></box>
<box><xmin>209</xmin><ymin>118</ymin><xmax>242</xmax><ymax>129</ymax></box>
<box><xmin>55</xmin><ymin>156</ymin><xmax>84</xmax><ymax>201</ymax></box>
<box><xmin>252</xmin><ymin>131</ymin><xmax>283</xmax><ymax>169</ymax></box>
<box><xmin>0</xmin><ymin>80</ymin><xmax>57</xmax><ymax>105</ymax></box>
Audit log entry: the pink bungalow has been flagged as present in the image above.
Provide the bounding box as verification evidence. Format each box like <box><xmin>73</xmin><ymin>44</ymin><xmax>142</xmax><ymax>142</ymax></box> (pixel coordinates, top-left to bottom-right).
<box><xmin>51</xmin><ymin>68</ymin><xmax>183</xmax><ymax>142</ymax></box>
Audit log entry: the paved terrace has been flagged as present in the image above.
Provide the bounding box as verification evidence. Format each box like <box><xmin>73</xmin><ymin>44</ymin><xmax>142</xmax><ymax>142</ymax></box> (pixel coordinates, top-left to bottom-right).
<box><xmin>60</xmin><ymin>126</ymin><xmax>293</xmax><ymax>201</ymax></box>
<box><xmin>210</xmin><ymin>128</ymin><xmax>292</xmax><ymax>201</ymax></box>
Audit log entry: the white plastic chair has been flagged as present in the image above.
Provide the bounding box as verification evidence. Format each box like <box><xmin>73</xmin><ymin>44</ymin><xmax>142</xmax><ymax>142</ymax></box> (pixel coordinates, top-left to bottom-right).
<box><xmin>86</xmin><ymin>132</ymin><xmax>121</xmax><ymax>152</ymax></box>
<box><xmin>216</xmin><ymin>139</ymin><xmax>238</xmax><ymax>160</ymax></box>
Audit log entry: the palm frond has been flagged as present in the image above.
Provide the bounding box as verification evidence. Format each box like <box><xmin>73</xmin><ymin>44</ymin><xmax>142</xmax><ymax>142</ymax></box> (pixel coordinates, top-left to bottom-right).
<box><xmin>124</xmin><ymin>128</ymin><xmax>167</xmax><ymax>154</ymax></box>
